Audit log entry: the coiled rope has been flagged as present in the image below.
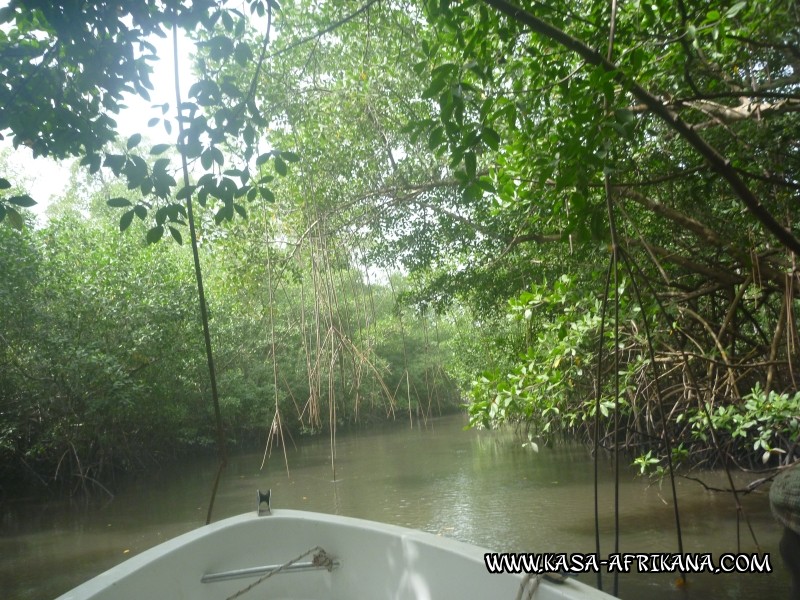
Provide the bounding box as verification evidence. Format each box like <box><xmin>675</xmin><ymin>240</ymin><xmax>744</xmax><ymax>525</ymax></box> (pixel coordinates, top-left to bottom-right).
<box><xmin>515</xmin><ymin>573</ymin><xmax>544</xmax><ymax>600</ymax></box>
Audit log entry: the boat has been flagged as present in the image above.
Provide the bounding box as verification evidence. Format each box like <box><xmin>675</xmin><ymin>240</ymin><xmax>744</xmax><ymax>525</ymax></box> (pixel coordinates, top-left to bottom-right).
<box><xmin>57</xmin><ymin>493</ymin><xmax>617</xmax><ymax>600</ymax></box>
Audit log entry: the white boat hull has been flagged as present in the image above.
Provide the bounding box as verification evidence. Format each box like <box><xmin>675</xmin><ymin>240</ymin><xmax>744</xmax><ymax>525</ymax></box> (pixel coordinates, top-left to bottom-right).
<box><xmin>57</xmin><ymin>509</ymin><xmax>616</xmax><ymax>599</ymax></box>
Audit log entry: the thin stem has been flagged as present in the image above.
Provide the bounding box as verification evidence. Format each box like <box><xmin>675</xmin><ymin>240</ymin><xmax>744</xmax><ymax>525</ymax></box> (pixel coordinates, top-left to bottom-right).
<box><xmin>172</xmin><ymin>25</ymin><xmax>227</xmax><ymax>525</ymax></box>
<box><xmin>620</xmin><ymin>247</ymin><xmax>686</xmax><ymax>584</ymax></box>
<box><xmin>594</xmin><ymin>257</ymin><xmax>613</xmax><ymax>592</ymax></box>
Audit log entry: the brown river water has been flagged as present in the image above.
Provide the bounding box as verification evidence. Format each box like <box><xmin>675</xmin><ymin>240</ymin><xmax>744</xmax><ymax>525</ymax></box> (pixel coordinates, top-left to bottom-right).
<box><xmin>0</xmin><ymin>414</ymin><xmax>788</xmax><ymax>599</ymax></box>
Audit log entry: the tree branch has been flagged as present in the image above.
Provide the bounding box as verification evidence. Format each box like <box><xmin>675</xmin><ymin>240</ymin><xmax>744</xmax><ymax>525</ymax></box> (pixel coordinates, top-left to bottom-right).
<box><xmin>619</xmin><ymin>188</ymin><xmax>725</xmax><ymax>248</ymax></box>
<box><xmin>679</xmin><ymin>97</ymin><xmax>800</xmax><ymax>129</ymax></box>
<box><xmin>269</xmin><ymin>0</ymin><xmax>382</xmax><ymax>59</ymax></box>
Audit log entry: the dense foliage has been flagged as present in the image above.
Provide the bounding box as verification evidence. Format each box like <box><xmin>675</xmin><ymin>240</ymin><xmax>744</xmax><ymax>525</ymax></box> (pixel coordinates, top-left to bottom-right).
<box><xmin>414</xmin><ymin>0</ymin><xmax>800</xmax><ymax>473</ymax></box>
<box><xmin>1</xmin><ymin>0</ymin><xmax>798</xmax><ymax>491</ymax></box>
<box><xmin>0</xmin><ymin>183</ymin><xmax>459</xmax><ymax>492</ymax></box>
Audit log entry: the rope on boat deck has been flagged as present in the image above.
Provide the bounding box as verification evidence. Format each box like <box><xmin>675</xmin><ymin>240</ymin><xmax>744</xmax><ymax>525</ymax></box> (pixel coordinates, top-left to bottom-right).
<box><xmin>515</xmin><ymin>573</ymin><xmax>544</xmax><ymax>600</ymax></box>
<box><xmin>224</xmin><ymin>546</ymin><xmax>335</xmax><ymax>600</ymax></box>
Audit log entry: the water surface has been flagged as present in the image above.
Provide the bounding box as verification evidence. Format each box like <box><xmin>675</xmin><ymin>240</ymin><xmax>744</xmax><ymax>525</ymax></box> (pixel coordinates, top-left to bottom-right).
<box><xmin>1</xmin><ymin>414</ymin><xmax>787</xmax><ymax>599</ymax></box>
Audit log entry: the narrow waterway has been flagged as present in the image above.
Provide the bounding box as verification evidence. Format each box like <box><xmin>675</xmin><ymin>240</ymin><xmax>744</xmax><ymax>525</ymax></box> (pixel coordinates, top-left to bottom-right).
<box><xmin>1</xmin><ymin>414</ymin><xmax>787</xmax><ymax>599</ymax></box>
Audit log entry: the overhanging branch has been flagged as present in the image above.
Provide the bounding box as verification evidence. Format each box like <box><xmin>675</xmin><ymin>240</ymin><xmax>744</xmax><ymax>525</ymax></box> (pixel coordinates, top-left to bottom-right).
<box><xmin>479</xmin><ymin>0</ymin><xmax>800</xmax><ymax>255</ymax></box>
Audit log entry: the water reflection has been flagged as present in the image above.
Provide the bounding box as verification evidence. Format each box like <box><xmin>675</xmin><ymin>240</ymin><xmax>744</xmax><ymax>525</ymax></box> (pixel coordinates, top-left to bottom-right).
<box><xmin>0</xmin><ymin>414</ymin><xmax>788</xmax><ymax>599</ymax></box>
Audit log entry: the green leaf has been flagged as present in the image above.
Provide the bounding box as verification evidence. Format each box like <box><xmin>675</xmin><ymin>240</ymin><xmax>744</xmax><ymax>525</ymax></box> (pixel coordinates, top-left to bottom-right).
<box><xmin>614</xmin><ymin>108</ymin><xmax>636</xmax><ymax>125</ymax></box>
<box><xmin>127</xmin><ymin>133</ymin><xmax>142</xmax><ymax>150</ymax></box>
<box><xmin>214</xmin><ymin>202</ymin><xmax>234</xmax><ymax>224</ymax></box>
<box><xmin>423</xmin><ymin>76</ymin><xmax>449</xmax><ymax>100</ymax></box>
<box><xmin>8</xmin><ymin>195</ymin><xmax>36</xmax><ymax>207</ymax></box>
<box><xmin>221</xmin><ymin>10</ymin><xmax>234</xmax><ymax>31</ymax></box>
<box><xmin>481</xmin><ymin>127</ymin><xmax>500</xmax><ymax>151</ymax></box>
<box><xmin>4</xmin><ymin>206</ymin><xmax>23</xmax><ymax>229</ymax></box>
<box><xmin>201</xmin><ymin>149</ymin><xmax>213</xmax><ymax>170</ymax></box>
<box><xmin>431</xmin><ymin>62</ymin><xmax>458</xmax><ymax>78</ymax></box>
<box><xmin>464</xmin><ymin>151</ymin><xmax>477</xmax><ymax>179</ymax></box>
<box><xmin>274</xmin><ymin>157</ymin><xmax>287</xmax><ymax>176</ymax></box>
<box><xmin>150</xmin><ymin>144</ymin><xmax>171</xmax><ymax>155</ymax></box>
<box><xmin>726</xmin><ymin>1</ymin><xmax>746</xmax><ymax>18</ymax></box>
<box><xmin>234</xmin><ymin>42</ymin><xmax>253</xmax><ymax>66</ymax></box>
<box><xmin>280</xmin><ymin>151</ymin><xmax>300</xmax><ymax>163</ymax></box>
<box><xmin>147</xmin><ymin>117</ymin><xmax>160</xmax><ymax>127</ymax></box>
<box><xmin>176</xmin><ymin>185</ymin><xmax>195</xmax><ymax>200</ymax></box>
<box><xmin>133</xmin><ymin>205</ymin><xmax>147</xmax><ymax>220</ymax></box>
<box><xmin>168</xmin><ymin>226</ymin><xmax>183</xmax><ymax>244</ymax></box>
<box><xmin>154</xmin><ymin>206</ymin><xmax>168</xmax><ymax>226</ymax></box>
<box><xmin>119</xmin><ymin>209</ymin><xmax>135</xmax><ymax>231</ymax></box>
<box><xmin>146</xmin><ymin>225</ymin><xmax>164</xmax><ymax>244</ymax></box>
<box><xmin>452</xmin><ymin>92</ymin><xmax>465</xmax><ymax>127</ymax></box>
<box><xmin>464</xmin><ymin>182</ymin><xmax>482</xmax><ymax>202</ymax></box>
<box><xmin>259</xmin><ymin>187</ymin><xmax>275</xmax><ymax>202</ymax></box>
<box><xmin>476</xmin><ymin>177</ymin><xmax>495</xmax><ymax>193</ymax></box>
<box><xmin>0</xmin><ymin>178</ymin><xmax>11</xmax><ymax>190</ymax></box>
<box><xmin>104</xmin><ymin>154</ymin><xmax>126</xmax><ymax>175</ymax></box>
<box><xmin>449</xmin><ymin>146</ymin><xmax>464</xmax><ymax>169</ymax></box>
<box><xmin>124</xmin><ymin>155</ymin><xmax>148</xmax><ymax>188</ymax></box>
<box><xmin>107</xmin><ymin>197</ymin><xmax>132</xmax><ymax>208</ymax></box>
<box><xmin>429</xmin><ymin>126</ymin><xmax>445</xmax><ymax>151</ymax></box>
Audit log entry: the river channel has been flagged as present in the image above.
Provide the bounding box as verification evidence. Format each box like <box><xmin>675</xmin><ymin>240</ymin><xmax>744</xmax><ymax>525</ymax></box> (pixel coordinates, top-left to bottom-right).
<box><xmin>1</xmin><ymin>414</ymin><xmax>788</xmax><ymax>599</ymax></box>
